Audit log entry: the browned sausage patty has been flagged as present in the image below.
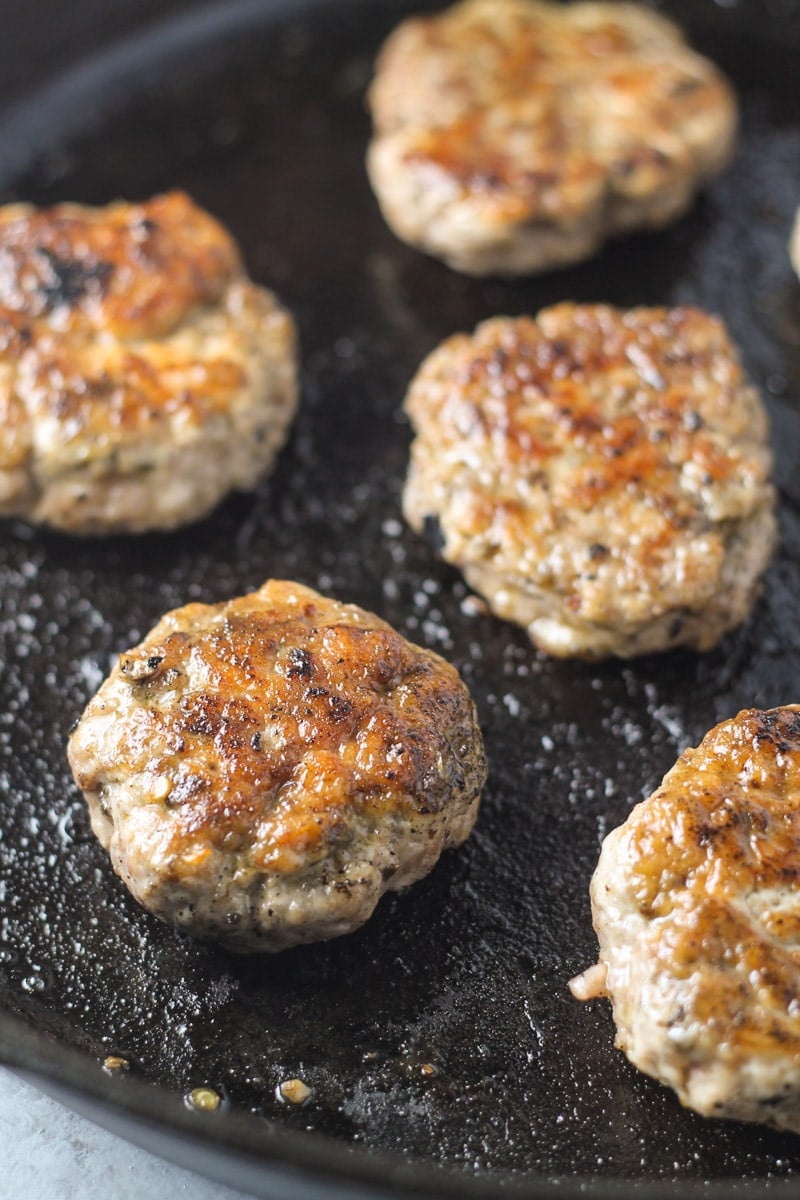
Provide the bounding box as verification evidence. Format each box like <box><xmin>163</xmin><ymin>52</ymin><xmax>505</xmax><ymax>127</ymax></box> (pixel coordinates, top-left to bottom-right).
<box><xmin>367</xmin><ymin>0</ymin><xmax>737</xmax><ymax>276</ymax></box>
<box><xmin>403</xmin><ymin>304</ymin><xmax>776</xmax><ymax>659</ymax></box>
<box><xmin>571</xmin><ymin>706</ymin><xmax>800</xmax><ymax>1134</ymax></box>
<box><xmin>0</xmin><ymin>191</ymin><xmax>297</xmax><ymax>533</ymax></box>
<box><xmin>67</xmin><ymin>580</ymin><xmax>487</xmax><ymax>952</ymax></box>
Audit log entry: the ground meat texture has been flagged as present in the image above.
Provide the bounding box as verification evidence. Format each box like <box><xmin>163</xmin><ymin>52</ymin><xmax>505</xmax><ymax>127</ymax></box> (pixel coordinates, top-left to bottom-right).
<box><xmin>367</xmin><ymin>0</ymin><xmax>737</xmax><ymax>276</ymax></box>
<box><xmin>402</xmin><ymin>304</ymin><xmax>776</xmax><ymax>660</ymax></box>
<box><xmin>0</xmin><ymin>190</ymin><xmax>297</xmax><ymax>534</ymax></box>
<box><xmin>67</xmin><ymin>580</ymin><xmax>487</xmax><ymax>953</ymax></box>
<box><xmin>570</xmin><ymin>707</ymin><xmax>800</xmax><ymax>1135</ymax></box>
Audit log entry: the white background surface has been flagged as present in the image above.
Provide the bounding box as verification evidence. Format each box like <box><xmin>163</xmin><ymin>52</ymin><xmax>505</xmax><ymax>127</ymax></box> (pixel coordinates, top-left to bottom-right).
<box><xmin>0</xmin><ymin>1068</ymin><xmax>259</xmax><ymax>1200</ymax></box>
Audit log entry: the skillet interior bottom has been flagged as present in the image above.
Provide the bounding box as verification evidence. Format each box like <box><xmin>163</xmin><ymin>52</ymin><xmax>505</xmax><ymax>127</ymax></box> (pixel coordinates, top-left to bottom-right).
<box><xmin>1</xmin><ymin>0</ymin><xmax>800</xmax><ymax>1189</ymax></box>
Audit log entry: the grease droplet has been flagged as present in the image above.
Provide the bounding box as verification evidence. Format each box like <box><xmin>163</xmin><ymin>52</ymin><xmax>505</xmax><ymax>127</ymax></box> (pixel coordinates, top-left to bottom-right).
<box><xmin>20</xmin><ymin>974</ymin><xmax>46</xmax><ymax>994</ymax></box>
<box><xmin>277</xmin><ymin>1078</ymin><xmax>313</xmax><ymax>1106</ymax></box>
<box><xmin>186</xmin><ymin>1086</ymin><xmax>221</xmax><ymax>1112</ymax></box>
<box><xmin>102</xmin><ymin>1055</ymin><xmax>130</xmax><ymax>1074</ymax></box>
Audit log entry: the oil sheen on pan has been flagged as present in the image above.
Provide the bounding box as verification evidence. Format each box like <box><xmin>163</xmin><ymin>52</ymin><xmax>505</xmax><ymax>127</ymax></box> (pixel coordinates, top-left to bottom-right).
<box><xmin>0</xmin><ymin>0</ymin><xmax>800</xmax><ymax>1195</ymax></box>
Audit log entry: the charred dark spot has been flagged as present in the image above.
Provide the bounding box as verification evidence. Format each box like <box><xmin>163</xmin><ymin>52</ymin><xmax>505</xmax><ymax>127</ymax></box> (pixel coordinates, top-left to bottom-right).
<box><xmin>168</xmin><ymin>773</ymin><xmax>207</xmax><ymax>806</ymax></box>
<box><xmin>121</xmin><ymin>653</ymin><xmax>167</xmax><ymax>682</ymax></box>
<box><xmin>286</xmin><ymin>647</ymin><xmax>313</xmax><ymax>679</ymax></box>
<box><xmin>587</xmin><ymin>543</ymin><xmax>608</xmax><ymax>561</ymax></box>
<box><xmin>250</xmin><ymin>732</ymin><xmax>261</xmax><ymax>751</ymax></box>
<box><xmin>35</xmin><ymin>247</ymin><xmax>113</xmax><ymax>310</ymax></box>
<box><xmin>696</xmin><ymin>824</ymin><xmax>720</xmax><ymax>847</ymax></box>
<box><xmin>181</xmin><ymin>693</ymin><xmax>221</xmax><ymax>736</ymax></box>
<box><xmin>422</xmin><ymin>514</ymin><xmax>445</xmax><ymax>555</ymax></box>
<box><xmin>327</xmin><ymin>694</ymin><xmax>353</xmax><ymax>722</ymax></box>
<box><xmin>306</xmin><ymin>686</ymin><xmax>329</xmax><ymax>698</ymax></box>
<box><xmin>333</xmin><ymin>878</ymin><xmax>357</xmax><ymax>894</ymax></box>
<box><xmin>752</xmin><ymin>707</ymin><xmax>800</xmax><ymax>753</ymax></box>
<box><xmin>138</xmin><ymin>218</ymin><xmax>158</xmax><ymax>235</ymax></box>
<box><xmin>185</xmin><ymin>714</ymin><xmax>216</xmax><ymax>735</ymax></box>
<box><xmin>683</xmin><ymin>410</ymin><xmax>703</xmax><ymax>432</ymax></box>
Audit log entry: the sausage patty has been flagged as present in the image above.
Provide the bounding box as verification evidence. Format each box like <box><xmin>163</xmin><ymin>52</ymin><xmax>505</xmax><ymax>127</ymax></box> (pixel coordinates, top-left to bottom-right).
<box><xmin>0</xmin><ymin>191</ymin><xmax>297</xmax><ymax>534</ymax></box>
<box><xmin>571</xmin><ymin>707</ymin><xmax>800</xmax><ymax>1134</ymax></box>
<box><xmin>67</xmin><ymin>580</ymin><xmax>487</xmax><ymax>953</ymax></box>
<box><xmin>367</xmin><ymin>0</ymin><xmax>737</xmax><ymax>276</ymax></box>
<box><xmin>402</xmin><ymin>304</ymin><xmax>776</xmax><ymax>659</ymax></box>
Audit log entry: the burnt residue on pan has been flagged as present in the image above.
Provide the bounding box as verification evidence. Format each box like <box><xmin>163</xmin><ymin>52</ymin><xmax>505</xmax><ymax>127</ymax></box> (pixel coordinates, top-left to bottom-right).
<box><xmin>1</xmin><ymin>0</ymin><xmax>800</xmax><ymax>1191</ymax></box>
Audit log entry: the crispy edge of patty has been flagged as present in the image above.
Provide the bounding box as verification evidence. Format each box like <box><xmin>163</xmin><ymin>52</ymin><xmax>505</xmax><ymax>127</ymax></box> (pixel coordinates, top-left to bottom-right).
<box><xmin>571</xmin><ymin>706</ymin><xmax>800</xmax><ymax>1133</ymax></box>
<box><xmin>366</xmin><ymin>0</ymin><xmax>737</xmax><ymax>275</ymax></box>
<box><xmin>401</xmin><ymin>305</ymin><xmax>776</xmax><ymax>659</ymax></box>
<box><xmin>67</xmin><ymin>580</ymin><xmax>487</xmax><ymax>951</ymax></box>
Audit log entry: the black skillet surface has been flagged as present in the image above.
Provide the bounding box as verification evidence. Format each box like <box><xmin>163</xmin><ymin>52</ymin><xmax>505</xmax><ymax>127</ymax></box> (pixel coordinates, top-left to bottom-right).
<box><xmin>1</xmin><ymin>0</ymin><xmax>800</xmax><ymax>1196</ymax></box>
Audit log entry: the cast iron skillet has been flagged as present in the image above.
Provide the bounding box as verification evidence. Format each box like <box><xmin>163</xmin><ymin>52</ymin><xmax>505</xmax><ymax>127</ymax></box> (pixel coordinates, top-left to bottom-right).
<box><xmin>1</xmin><ymin>0</ymin><xmax>800</xmax><ymax>1196</ymax></box>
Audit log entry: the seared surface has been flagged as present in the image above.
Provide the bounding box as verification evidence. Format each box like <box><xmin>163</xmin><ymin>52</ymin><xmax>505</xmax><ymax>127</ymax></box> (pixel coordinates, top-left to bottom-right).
<box><xmin>403</xmin><ymin>304</ymin><xmax>776</xmax><ymax>659</ymax></box>
<box><xmin>0</xmin><ymin>190</ymin><xmax>297</xmax><ymax>533</ymax></box>
<box><xmin>67</xmin><ymin>580</ymin><xmax>486</xmax><ymax>952</ymax></box>
<box><xmin>367</xmin><ymin>0</ymin><xmax>737</xmax><ymax>276</ymax></box>
<box><xmin>2</xmin><ymin>0</ymin><xmax>800</xmax><ymax>1180</ymax></box>
<box><xmin>573</xmin><ymin>706</ymin><xmax>800</xmax><ymax>1134</ymax></box>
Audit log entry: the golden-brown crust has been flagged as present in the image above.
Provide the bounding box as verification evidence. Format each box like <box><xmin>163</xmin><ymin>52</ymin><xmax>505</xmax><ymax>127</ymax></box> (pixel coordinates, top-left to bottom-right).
<box><xmin>403</xmin><ymin>304</ymin><xmax>776</xmax><ymax>658</ymax></box>
<box><xmin>67</xmin><ymin>582</ymin><xmax>486</xmax><ymax>950</ymax></box>
<box><xmin>367</xmin><ymin>0</ymin><xmax>738</xmax><ymax>275</ymax></box>
<box><xmin>583</xmin><ymin>707</ymin><xmax>800</xmax><ymax>1130</ymax></box>
<box><xmin>626</xmin><ymin>708</ymin><xmax>800</xmax><ymax>1040</ymax></box>
<box><xmin>0</xmin><ymin>191</ymin><xmax>240</xmax><ymax>340</ymax></box>
<box><xmin>0</xmin><ymin>192</ymin><xmax>297</xmax><ymax>533</ymax></box>
<box><xmin>108</xmin><ymin>589</ymin><xmax>474</xmax><ymax>858</ymax></box>
<box><xmin>408</xmin><ymin>306</ymin><xmax>757</xmax><ymax>504</ymax></box>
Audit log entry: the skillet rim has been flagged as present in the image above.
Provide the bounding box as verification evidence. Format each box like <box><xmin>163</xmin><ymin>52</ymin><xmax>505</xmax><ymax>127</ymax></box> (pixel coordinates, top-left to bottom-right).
<box><xmin>1</xmin><ymin>1</ymin><xmax>799</xmax><ymax>1197</ymax></box>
